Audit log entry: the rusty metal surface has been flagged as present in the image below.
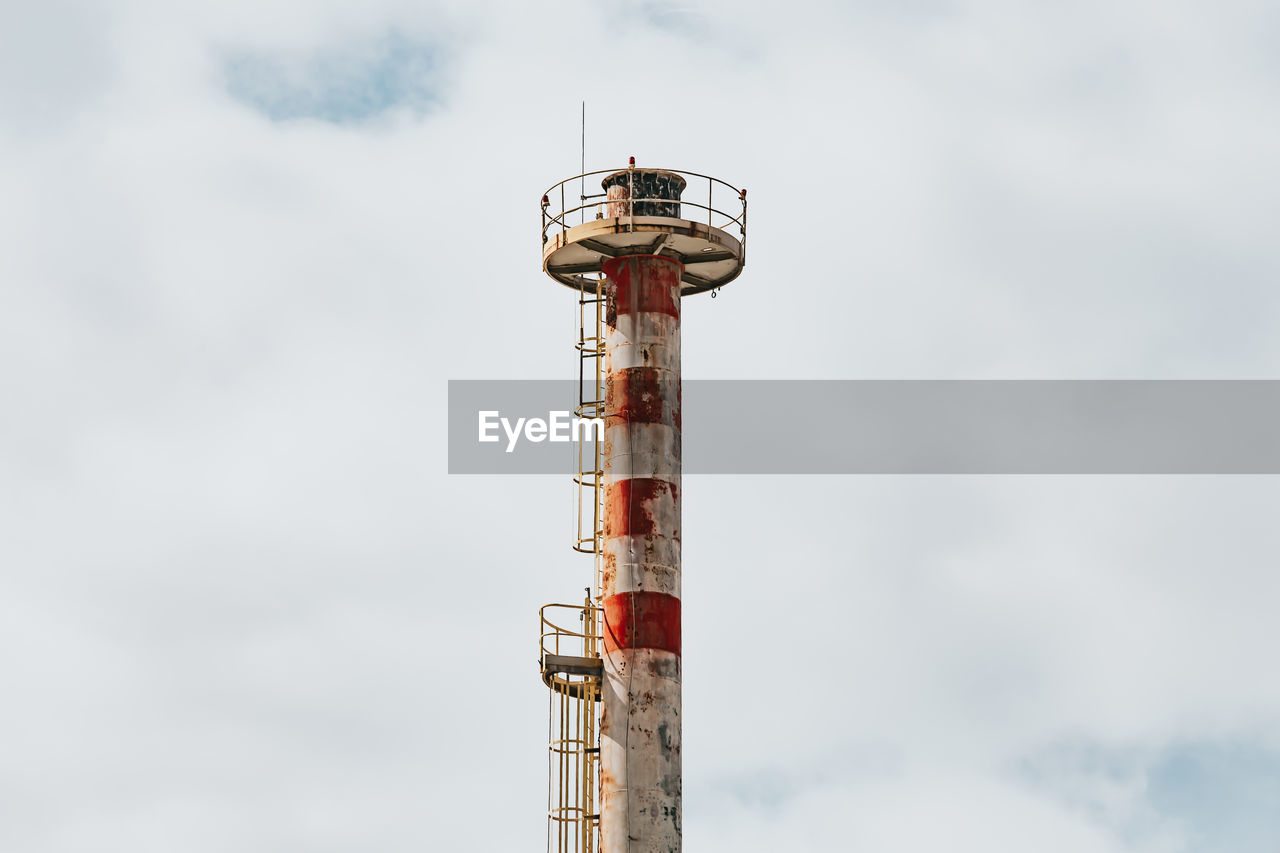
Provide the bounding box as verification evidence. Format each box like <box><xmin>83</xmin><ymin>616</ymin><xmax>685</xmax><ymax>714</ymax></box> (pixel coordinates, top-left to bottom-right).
<box><xmin>545</xmin><ymin>653</ymin><xmax>606</xmax><ymax>678</ymax></box>
<box><xmin>600</xmin><ymin>648</ymin><xmax>682</xmax><ymax>851</ymax></box>
<box><xmin>541</xmin><ymin>164</ymin><xmax>747</xmax><ymax>296</ymax></box>
<box><xmin>602</xmin><ymin>169</ymin><xmax>688</xmax><ymax>218</ymax></box>
<box><xmin>541</xmin><ymin>169</ymin><xmax>740</xmax><ymax>850</ymax></box>
<box><xmin>599</xmin><ymin>255</ymin><xmax>684</xmax><ymax>852</ymax></box>
<box><xmin>542</xmin><ymin>216</ymin><xmax>743</xmax><ymax>296</ymax></box>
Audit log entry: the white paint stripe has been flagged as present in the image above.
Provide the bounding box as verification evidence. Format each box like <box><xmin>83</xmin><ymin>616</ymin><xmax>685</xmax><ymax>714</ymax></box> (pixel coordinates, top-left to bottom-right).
<box><xmin>604</xmin><ymin>424</ymin><xmax>681</xmax><ymax>479</ymax></box>
<box><xmin>603</xmin><ymin>536</ymin><xmax>681</xmax><ymax>597</ymax></box>
<box><xmin>605</xmin><ymin>341</ymin><xmax>681</xmax><ymax>372</ymax></box>
<box><xmin>608</xmin><ymin>310</ymin><xmax>680</xmax><ymax>344</ymax></box>
<box><xmin>600</xmin><ymin>647</ymin><xmax>682</xmax><ymax>852</ymax></box>
<box><xmin>605</xmin><ymin>311</ymin><xmax>681</xmax><ymax>372</ymax></box>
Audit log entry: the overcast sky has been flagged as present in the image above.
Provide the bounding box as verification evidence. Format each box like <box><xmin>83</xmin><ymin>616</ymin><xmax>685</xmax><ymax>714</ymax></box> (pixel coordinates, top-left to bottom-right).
<box><xmin>3</xmin><ymin>0</ymin><xmax>1279</xmax><ymax>851</ymax></box>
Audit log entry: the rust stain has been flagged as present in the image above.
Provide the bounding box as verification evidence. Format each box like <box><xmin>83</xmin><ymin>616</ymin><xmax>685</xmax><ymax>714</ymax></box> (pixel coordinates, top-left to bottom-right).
<box><xmin>606</xmin><ymin>368</ymin><xmax>679</xmax><ymax>428</ymax></box>
<box><xmin>604</xmin><ymin>478</ymin><xmax>678</xmax><ymax>539</ymax></box>
<box><xmin>603</xmin><ymin>257</ymin><xmax>681</xmax><ymax>318</ymax></box>
<box><xmin>597</xmin><ymin>241</ymin><xmax>685</xmax><ymax>853</ymax></box>
<box><xmin>601</xmin><ymin>551</ymin><xmax>617</xmax><ymax>593</ymax></box>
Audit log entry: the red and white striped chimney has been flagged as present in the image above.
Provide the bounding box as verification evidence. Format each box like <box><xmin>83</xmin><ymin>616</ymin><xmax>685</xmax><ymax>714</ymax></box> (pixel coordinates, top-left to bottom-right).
<box><xmin>600</xmin><ymin>253</ymin><xmax>683</xmax><ymax>852</ymax></box>
<box><xmin>542</xmin><ymin>160</ymin><xmax>745</xmax><ymax>852</ymax></box>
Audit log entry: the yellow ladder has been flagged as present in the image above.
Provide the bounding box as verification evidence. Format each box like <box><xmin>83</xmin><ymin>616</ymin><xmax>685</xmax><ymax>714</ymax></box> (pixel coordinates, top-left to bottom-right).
<box><xmin>573</xmin><ymin>277</ymin><xmax>606</xmax><ymax>594</ymax></box>
<box><xmin>541</xmin><ymin>595</ymin><xmax>602</xmax><ymax>853</ymax></box>
<box><xmin>542</xmin><ymin>277</ymin><xmax>606</xmax><ymax>853</ymax></box>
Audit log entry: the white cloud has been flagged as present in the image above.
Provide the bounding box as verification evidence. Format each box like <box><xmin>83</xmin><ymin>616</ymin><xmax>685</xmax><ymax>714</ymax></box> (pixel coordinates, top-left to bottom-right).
<box><xmin>2</xmin><ymin>1</ymin><xmax>1279</xmax><ymax>850</ymax></box>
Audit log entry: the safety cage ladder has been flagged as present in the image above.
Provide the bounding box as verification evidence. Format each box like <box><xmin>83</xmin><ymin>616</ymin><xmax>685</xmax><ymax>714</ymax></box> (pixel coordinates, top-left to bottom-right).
<box><xmin>540</xmin><ymin>596</ymin><xmax>603</xmax><ymax>853</ymax></box>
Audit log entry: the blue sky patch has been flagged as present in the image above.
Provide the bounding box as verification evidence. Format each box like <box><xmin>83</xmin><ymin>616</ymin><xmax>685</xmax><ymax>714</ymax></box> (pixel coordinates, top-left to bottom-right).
<box><xmin>224</xmin><ymin>31</ymin><xmax>441</xmax><ymax>124</ymax></box>
<box><xmin>1019</xmin><ymin>737</ymin><xmax>1280</xmax><ymax>851</ymax></box>
<box><xmin>1148</xmin><ymin>740</ymin><xmax>1280</xmax><ymax>853</ymax></box>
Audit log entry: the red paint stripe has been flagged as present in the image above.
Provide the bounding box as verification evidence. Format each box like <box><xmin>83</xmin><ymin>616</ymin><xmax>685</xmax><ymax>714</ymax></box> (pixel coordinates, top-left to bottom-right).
<box><xmin>604</xmin><ymin>256</ymin><xmax>682</xmax><ymax>319</ymax></box>
<box><xmin>606</xmin><ymin>367</ymin><xmax>680</xmax><ymax>428</ymax></box>
<box><xmin>604</xmin><ymin>477</ymin><xmax>678</xmax><ymax>539</ymax></box>
<box><xmin>602</xmin><ymin>254</ymin><xmax>686</xmax><ymax>273</ymax></box>
<box><xmin>603</xmin><ymin>591</ymin><xmax>681</xmax><ymax>655</ymax></box>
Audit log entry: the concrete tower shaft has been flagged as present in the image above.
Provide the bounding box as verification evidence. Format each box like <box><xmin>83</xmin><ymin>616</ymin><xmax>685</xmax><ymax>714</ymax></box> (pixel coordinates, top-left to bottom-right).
<box><xmin>600</xmin><ymin>254</ymin><xmax>683</xmax><ymax>851</ymax></box>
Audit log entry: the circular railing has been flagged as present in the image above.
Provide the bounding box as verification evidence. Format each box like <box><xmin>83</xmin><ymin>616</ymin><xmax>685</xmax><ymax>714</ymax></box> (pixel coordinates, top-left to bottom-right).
<box><xmin>541</xmin><ymin>166</ymin><xmax>747</xmax><ymax>252</ymax></box>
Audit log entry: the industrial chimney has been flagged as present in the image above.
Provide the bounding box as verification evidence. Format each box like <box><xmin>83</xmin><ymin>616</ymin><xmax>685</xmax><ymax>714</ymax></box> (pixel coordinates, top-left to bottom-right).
<box><xmin>538</xmin><ymin>160</ymin><xmax>747</xmax><ymax>853</ymax></box>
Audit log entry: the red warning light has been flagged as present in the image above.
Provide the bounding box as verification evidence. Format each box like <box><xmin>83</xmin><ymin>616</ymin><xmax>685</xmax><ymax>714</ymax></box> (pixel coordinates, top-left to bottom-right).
<box><xmin>628</xmin><ymin>156</ymin><xmax>636</xmax><ymax>167</ymax></box>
